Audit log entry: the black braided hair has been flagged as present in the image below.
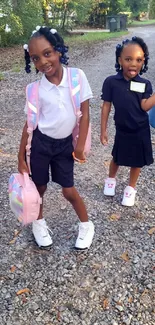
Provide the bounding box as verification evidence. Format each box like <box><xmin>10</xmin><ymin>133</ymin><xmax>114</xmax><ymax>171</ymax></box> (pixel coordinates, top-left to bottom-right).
<box><xmin>24</xmin><ymin>26</ymin><xmax>69</xmax><ymax>73</ymax></box>
<box><xmin>115</xmin><ymin>36</ymin><xmax>149</xmax><ymax>75</ymax></box>
<box><xmin>24</xmin><ymin>47</ymin><xmax>31</xmax><ymax>73</ymax></box>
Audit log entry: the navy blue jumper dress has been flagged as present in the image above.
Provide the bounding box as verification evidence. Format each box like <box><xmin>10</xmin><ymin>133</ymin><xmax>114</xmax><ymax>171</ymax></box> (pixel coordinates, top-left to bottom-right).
<box><xmin>101</xmin><ymin>71</ymin><xmax>154</xmax><ymax>168</ymax></box>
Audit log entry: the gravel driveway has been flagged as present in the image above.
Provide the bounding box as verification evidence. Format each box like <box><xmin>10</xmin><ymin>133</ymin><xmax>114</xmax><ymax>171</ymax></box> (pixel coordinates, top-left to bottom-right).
<box><xmin>0</xmin><ymin>26</ymin><xmax>155</xmax><ymax>325</ymax></box>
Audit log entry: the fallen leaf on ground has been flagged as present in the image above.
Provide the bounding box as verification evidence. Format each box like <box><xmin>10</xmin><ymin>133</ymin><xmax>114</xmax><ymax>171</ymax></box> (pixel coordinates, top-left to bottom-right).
<box><xmin>9</xmin><ymin>229</ymin><xmax>21</xmax><ymax>244</ymax></box>
<box><xmin>57</xmin><ymin>311</ymin><xmax>61</xmax><ymax>321</ymax></box>
<box><xmin>141</xmin><ymin>288</ymin><xmax>149</xmax><ymax>296</ymax></box>
<box><xmin>65</xmin><ymin>234</ymin><xmax>73</xmax><ymax>239</ymax></box>
<box><xmin>60</xmin><ymin>204</ymin><xmax>67</xmax><ymax>210</ymax></box>
<box><xmin>109</xmin><ymin>214</ymin><xmax>120</xmax><ymax>221</ymax></box>
<box><xmin>14</xmin><ymin>229</ymin><xmax>21</xmax><ymax>236</ymax></box>
<box><xmin>97</xmin><ymin>184</ymin><xmax>103</xmax><ymax>189</ymax></box>
<box><xmin>16</xmin><ymin>288</ymin><xmax>31</xmax><ymax>295</ymax></box>
<box><xmin>103</xmin><ymin>298</ymin><xmax>109</xmax><ymax>309</ymax></box>
<box><xmin>128</xmin><ymin>296</ymin><xmax>133</xmax><ymax>303</ymax></box>
<box><xmin>135</xmin><ymin>211</ymin><xmax>143</xmax><ymax>219</ymax></box>
<box><xmin>104</xmin><ymin>160</ymin><xmax>111</xmax><ymax>167</ymax></box>
<box><xmin>76</xmin><ymin>254</ymin><xmax>87</xmax><ymax>263</ymax></box>
<box><xmin>0</xmin><ymin>150</ymin><xmax>16</xmax><ymax>158</ymax></box>
<box><xmin>10</xmin><ymin>265</ymin><xmax>16</xmax><ymax>272</ymax></box>
<box><xmin>0</xmin><ymin>151</ymin><xmax>10</xmax><ymax>157</ymax></box>
<box><xmin>28</xmin><ymin>248</ymin><xmax>50</xmax><ymax>254</ymax></box>
<box><xmin>148</xmin><ymin>227</ymin><xmax>155</xmax><ymax>235</ymax></box>
<box><xmin>9</xmin><ymin>238</ymin><xmax>17</xmax><ymax>244</ymax></box>
<box><xmin>0</xmin><ymin>276</ymin><xmax>8</xmax><ymax>281</ymax></box>
<box><xmin>120</xmin><ymin>252</ymin><xmax>130</xmax><ymax>262</ymax></box>
<box><xmin>116</xmin><ymin>300</ymin><xmax>123</xmax><ymax>306</ymax></box>
<box><xmin>92</xmin><ymin>263</ymin><xmax>102</xmax><ymax>270</ymax></box>
<box><xmin>0</xmin><ymin>128</ymin><xmax>7</xmax><ymax>132</ymax></box>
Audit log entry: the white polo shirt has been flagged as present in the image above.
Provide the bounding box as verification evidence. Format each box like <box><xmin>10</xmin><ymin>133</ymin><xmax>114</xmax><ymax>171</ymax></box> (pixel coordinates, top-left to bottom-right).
<box><xmin>25</xmin><ymin>67</ymin><xmax>93</xmax><ymax>139</ymax></box>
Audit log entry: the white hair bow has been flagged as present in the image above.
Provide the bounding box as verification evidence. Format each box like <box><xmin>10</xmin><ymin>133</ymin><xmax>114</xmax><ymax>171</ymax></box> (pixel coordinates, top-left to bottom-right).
<box><xmin>50</xmin><ymin>29</ymin><xmax>57</xmax><ymax>34</ymax></box>
<box><xmin>23</xmin><ymin>44</ymin><xmax>29</xmax><ymax>52</ymax></box>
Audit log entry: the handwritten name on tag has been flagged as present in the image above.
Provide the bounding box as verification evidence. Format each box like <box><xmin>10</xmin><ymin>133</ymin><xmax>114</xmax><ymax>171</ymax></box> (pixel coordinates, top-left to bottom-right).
<box><xmin>130</xmin><ymin>81</ymin><xmax>146</xmax><ymax>93</ymax></box>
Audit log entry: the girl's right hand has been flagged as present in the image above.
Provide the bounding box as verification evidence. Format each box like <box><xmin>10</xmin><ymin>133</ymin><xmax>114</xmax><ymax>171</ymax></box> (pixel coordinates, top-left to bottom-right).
<box><xmin>18</xmin><ymin>159</ymin><xmax>29</xmax><ymax>174</ymax></box>
<box><xmin>100</xmin><ymin>131</ymin><xmax>108</xmax><ymax>146</ymax></box>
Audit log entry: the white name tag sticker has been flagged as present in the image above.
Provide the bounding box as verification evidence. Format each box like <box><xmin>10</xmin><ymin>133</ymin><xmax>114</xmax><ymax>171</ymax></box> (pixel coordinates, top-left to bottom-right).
<box><xmin>130</xmin><ymin>81</ymin><xmax>146</xmax><ymax>93</ymax></box>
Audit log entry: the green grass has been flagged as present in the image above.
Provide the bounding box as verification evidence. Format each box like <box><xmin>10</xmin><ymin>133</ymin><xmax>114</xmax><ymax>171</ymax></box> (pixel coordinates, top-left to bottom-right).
<box><xmin>0</xmin><ymin>72</ymin><xmax>4</xmax><ymax>81</ymax></box>
<box><xmin>129</xmin><ymin>19</ymin><xmax>155</xmax><ymax>26</ymax></box>
<box><xmin>12</xmin><ymin>64</ymin><xmax>21</xmax><ymax>73</ymax></box>
<box><xmin>64</xmin><ymin>31</ymin><xmax>128</xmax><ymax>45</ymax></box>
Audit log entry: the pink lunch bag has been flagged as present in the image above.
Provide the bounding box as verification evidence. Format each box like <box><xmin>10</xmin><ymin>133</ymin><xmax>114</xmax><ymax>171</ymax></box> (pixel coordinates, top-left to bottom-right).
<box><xmin>9</xmin><ymin>172</ymin><xmax>42</xmax><ymax>225</ymax></box>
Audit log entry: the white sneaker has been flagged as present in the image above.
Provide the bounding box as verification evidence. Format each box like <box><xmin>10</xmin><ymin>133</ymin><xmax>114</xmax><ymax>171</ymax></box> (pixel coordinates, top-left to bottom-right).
<box><xmin>122</xmin><ymin>186</ymin><xmax>137</xmax><ymax>207</ymax></box>
<box><xmin>75</xmin><ymin>221</ymin><xmax>94</xmax><ymax>250</ymax></box>
<box><xmin>104</xmin><ymin>177</ymin><xmax>116</xmax><ymax>196</ymax></box>
<box><xmin>32</xmin><ymin>218</ymin><xmax>53</xmax><ymax>247</ymax></box>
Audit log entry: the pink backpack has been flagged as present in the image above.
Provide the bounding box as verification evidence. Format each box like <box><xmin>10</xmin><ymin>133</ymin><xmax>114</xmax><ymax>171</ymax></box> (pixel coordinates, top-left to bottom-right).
<box><xmin>9</xmin><ymin>172</ymin><xmax>42</xmax><ymax>226</ymax></box>
<box><xmin>26</xmin><ymin>67</ymin><xmax>91</xmax><ymax>172</ymax></box>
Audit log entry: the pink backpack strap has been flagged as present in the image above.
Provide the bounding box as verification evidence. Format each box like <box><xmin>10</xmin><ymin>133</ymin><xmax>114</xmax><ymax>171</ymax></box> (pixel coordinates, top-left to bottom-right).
<box><xmin>26</xmin><ymin>81</ymin><xmax>40</xmax><ymax>173</ymax></box>
<box><xmin>68</xmin><ymin>67</ymin><xmax>91</xmax><ymax>155</ymax></box>
<box><xmin>26</xmin><ymin>81</ymin><xmax>40</xmax><ymax>130</ymax></box>
<box><xmin>67</xmin><ymin>67</ymin><xmax>82</xmax><ymax>119</ymax></box>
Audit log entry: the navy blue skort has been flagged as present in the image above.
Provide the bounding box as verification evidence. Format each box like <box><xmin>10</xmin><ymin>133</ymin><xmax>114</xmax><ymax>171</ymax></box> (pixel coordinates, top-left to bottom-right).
<box><xmin>30</xmin><ymin>129</ymin><xmax>74</xmax><ymax>187</ymax></box>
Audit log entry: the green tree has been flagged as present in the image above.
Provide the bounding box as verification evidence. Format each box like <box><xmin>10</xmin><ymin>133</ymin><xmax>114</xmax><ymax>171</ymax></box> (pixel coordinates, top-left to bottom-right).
<box><xmin>11</xmin><ymin>0</ymin><xmax>43</xmax><ymax>39</ymax></box>
<box><xmin>0</xmin><ymin>0</ymin><xmax>43</xmax><ymax>46</ymax></box>
<box><xmin>108</xmin><ymin>0</ymin><xmax>127</xmax><ymax>14</ymax></box>
<box><xmin>0</xmin><ymin>0</ymin><xmax>23</xmax><ymax>45</ymax></box>
<box><xmin>125</xmin><ymin>0</ymin><xmax>149</xmax><ymax>19</ymax></box>
<box><xmin>149</xmin><ymin>0</ymin><xmax>155</xmax><ymax>18</ymax></box>
<box><xmin>82</xmin><ymin>0</ymin><xmax>126</xmax><ymax>27</ymax></box>
<box><xmin>74</xmin><ymin>0</ymin><xmax>93</xmax><ymax>26</ymax></box>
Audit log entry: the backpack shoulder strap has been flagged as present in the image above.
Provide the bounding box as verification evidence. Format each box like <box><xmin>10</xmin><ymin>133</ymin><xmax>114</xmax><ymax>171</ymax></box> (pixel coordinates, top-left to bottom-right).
<box><xmin>67</xmin><ymin>67</ymin><xmax>81</xmax><ymax>116</ymax></box>
<box><xmin>26</xmin><ymin>80</ymin><xmax>40</xmax><ymax>130</ymax></box>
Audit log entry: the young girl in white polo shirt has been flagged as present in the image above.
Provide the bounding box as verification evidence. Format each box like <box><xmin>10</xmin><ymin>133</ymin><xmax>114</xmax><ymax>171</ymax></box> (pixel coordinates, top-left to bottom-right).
<box><xmin>18</xmin><ymin>26</ymin><xmax>94</xmax><ymax>250</ymax></box>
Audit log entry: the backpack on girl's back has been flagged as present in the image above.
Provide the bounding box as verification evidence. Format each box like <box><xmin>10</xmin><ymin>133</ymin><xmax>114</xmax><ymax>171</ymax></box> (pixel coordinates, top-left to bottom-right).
<box><xmin>9</xmin><ymin>68</ymin><xmax>91</xmax><ymax>227</ymax></box>
<box><xmin>9</xmin><ymin>25</ymin><xmax>94</xmax><ymax>250</ymax></box>
<box><xmin>25</xmin><ymin>67</ymin><xmax>91</xmax><ymax>173</ymax></box>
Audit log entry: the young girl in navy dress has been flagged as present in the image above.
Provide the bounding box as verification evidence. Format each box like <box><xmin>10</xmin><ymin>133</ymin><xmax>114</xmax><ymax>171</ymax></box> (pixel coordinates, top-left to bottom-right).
<box><xmin>18</xmin><ymin>26</ymin><xmax>94</xmax><ymax>249</ymax></box>
<box><xmin>100</xmin><ymin>36</ymin><xmax>155</xmax><ymax>206</ymax></box>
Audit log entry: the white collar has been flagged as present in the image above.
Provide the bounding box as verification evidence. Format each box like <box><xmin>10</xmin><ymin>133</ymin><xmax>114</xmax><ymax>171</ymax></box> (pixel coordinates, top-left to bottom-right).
<box><xmin>40</xmin><ymin>67</ymin><xmax>68</xmax><ymax>91</ymax></box>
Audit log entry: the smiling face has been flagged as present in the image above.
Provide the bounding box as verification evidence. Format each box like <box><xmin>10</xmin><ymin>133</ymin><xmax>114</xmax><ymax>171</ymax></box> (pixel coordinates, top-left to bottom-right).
<box><xmin>28</xmin><ymin>36</ymin><xmax>62</xmax><ymax>82</ymax></box>
<box><xmin>118</xmin><ymin>43</ymin><xmax>145</xmax><ymax>80</ymax></box>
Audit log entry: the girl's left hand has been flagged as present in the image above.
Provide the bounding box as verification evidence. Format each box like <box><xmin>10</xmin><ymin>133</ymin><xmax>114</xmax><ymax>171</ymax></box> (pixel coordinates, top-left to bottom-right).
<box><xmin>73</xmin><ymin>149</ymin><xmax>86</xmax><ymax>163</ymax></box>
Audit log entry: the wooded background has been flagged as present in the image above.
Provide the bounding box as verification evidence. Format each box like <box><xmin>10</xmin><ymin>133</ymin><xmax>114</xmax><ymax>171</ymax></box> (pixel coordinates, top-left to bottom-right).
<box><xmin>0</xmin><ymin>0</ymin><xmax>155</xmax><ymax>46</ymax></box>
